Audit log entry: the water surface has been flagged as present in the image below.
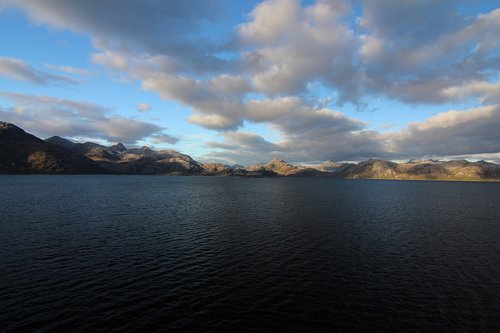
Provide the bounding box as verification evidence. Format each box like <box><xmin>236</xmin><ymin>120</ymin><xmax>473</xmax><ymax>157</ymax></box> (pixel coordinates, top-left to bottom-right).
<box><xmin>1</xmin><ymin>175</ymin><xmax>499</xmax><ymax>332</ymax></box>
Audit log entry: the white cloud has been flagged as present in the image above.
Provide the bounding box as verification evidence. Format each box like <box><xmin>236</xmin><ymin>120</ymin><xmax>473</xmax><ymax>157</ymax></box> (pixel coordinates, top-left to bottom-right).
<box><xmin>91</xmin><ymin>51</ymin><xmax>128</xmax><ymax>70</ymax></box>
<box><xmin>442</xmin><ymin>81</ymin><xmax>500</xmax><ymax>104</ymax></box>
<box><xmin>239</xmin><ymin>0</ymin><xmax>361</xmax><ymax>103</ymax></box>
<box><xmin>238</xmin><ymin>0</ymin><xmax>301</xmax><ymax>45</ymax></box>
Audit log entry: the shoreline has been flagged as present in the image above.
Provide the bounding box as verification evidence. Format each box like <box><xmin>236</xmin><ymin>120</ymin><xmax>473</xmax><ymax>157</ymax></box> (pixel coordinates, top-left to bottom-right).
<box><xmin>1</xmin><ymin>172</ymin><xmax>499</xmax><ymax>183</ymax></box>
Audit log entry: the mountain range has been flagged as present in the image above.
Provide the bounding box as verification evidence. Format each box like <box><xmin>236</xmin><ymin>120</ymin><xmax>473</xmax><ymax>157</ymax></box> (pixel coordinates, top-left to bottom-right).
<box><xmin>1</xmin><ymin>121</ymin><xmax>499</xmax><ymax>181</ymax></box>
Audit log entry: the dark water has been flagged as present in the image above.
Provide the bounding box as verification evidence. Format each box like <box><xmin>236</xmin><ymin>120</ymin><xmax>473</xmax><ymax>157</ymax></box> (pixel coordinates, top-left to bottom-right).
<box><xmin>1</xmin><ymin>176</ymin><xmax>499</xmax><ymax>332</ymax></box>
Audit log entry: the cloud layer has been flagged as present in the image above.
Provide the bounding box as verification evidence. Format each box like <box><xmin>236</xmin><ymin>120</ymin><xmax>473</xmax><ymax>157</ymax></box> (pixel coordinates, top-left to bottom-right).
<box><xmin>1</xmin><ymin>0</ymin><xmax>499</xmax><ymax>162</ymax></box>
<box><xmin>0</xmin><ymin>92</ymin><xmax>173</xmax><ymax>145</ymax></box>
<box><xmin>205</xmin><ymin>105</ymin><xmax>500</xmax><ymax>165</ymax></box>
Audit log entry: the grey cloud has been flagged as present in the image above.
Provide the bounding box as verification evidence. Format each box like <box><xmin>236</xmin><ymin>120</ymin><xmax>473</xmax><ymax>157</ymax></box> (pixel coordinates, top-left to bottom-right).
<box><xmin>391</xmin><ymin>105</ymin><xmax>500</xmax><ymax>157</ymax></box>
<box><xmin>206</xmin><ymin>103</ymin><xmax>500</xmax><ymax>164</ymax></box>
<box><xmin>0</xmin><ymin>56</ymin><xmax>77</xmax><ymax>85</ymax></box>
<box><xmin>270</xmin><ymin>107</ymin><xmax>388</xmax><ymax>162</ymax></box>
<box><xmin>3</xmin><ymin>1</ymin><xmax>223</xmax><ymax>49</ymax></box>
<box><xmin>273</xmin><ymin>108</ymin><xmax>365</xmax><ymax>137</ymax></box>
<box><xmin>243</xmin><ymin>97</ymin><xmax>301</xmax><ymax>122</ymax></box>
<box><xmin>206</xmin><ymin>101</ymin><xmax>389</xmax><ymax>164</ymax></box>
<box><xmin>187</xmin><ymin>114</ymin><xmax>242</xmax><ymax>131</ymax></box>
<box><xmin>360</xmin><ymin>4</ymin><xmax>500</xmax><ymax>104</ymax></box>
<box><xmin>140</xmin><ymin>74</ymin><xmax>208</xmax><ymax>107</ymax></box>
<box><xmin>150</xmin><ymin>133</ymin><xmax>179</xmax><ymax>145</ymax></box>
<box><xmin>221</xmin><ymin>131</ymin><xmax>281</xmax><ymax>152</ymax></box>
<box><xmin>0</xmin><ymin>91</ymin><xmax>167</xmax><ymax>144</ymax></box>
<box><xmin>359</xmin><ymin>0</ymin><xmax>465</xmax><ymax>45</ymax></box>
<box><xmin>1</xmin><ymin>91</ymin><xmax>109</xmax><ymax>119</ymax></box>
<box><xmin>378</xmin><ymin>78</ymin><xmax>500</xmax><ymax>106</ymax></box>
<box><xmin>203</xmin><ymin>131</ymin><xmax>285</xmax><ymax>165</ymax></box>
<box><xmin>95</xmin><ymin>117</ymin><xmax>162</xmax><ymax>144</ymax></box>
<box><xmin>205</xmin><ymin>141</ymin><xmax>239</xmax><ymax>150</ymax></box>
<box><xmin>438</xmin><ymin>153</ymin><xmax>500</xmax><ymax>164</ymax></box>
<box><xmin>2</xmin><ymin>0</ymin><xmax>231</xmax><ymax>75</ymax></box>
<box><xmin>207</xmin><ymin>75</ymin><xmax>252</xmax><ymax>95</ymax></box>
<box><xmin>137</xmin><ymin>70</ymin><xmax>248</xmax><ymax>130</ymax></box>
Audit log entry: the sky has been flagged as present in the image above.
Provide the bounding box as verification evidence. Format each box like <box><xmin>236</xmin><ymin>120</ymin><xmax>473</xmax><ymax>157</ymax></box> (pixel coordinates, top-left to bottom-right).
<box><xmin>0</xmin><ymin>0</ymin><xmax>499</xmax><ymax>165</ymax></box>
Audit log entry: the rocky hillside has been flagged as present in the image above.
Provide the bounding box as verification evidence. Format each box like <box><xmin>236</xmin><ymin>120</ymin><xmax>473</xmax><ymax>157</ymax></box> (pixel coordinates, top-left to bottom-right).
<box><xmin>2</xmin><ymin>122</ymin><xmax>499</xmax><ymax>180</ymax></box>
<box><xmin>0</xmin><ymin>122</ymin><xmax>104</xmax><ymax>174</ymax></box>
<box><xmin>199</xmin><ymin>163</ymin><xmax>233</xmax><ymax>176</ymax></box>
<box><xmin>247</xmin><ymin>158</ymin><xmax>326</xmax><ymax>177</ymax></box>
<box><xmin>333</xmin><ymin>159</ymin><xmax>500</xmax><ymax>181</ymax></box>
<box><xmin>334</xmin><ymin>159</ymin><xmax>402</xmax><ymax>179</ymax></box>
<box><xmin>46</xmin><ymin>136</ymin><xmax>203</xmax><ymax>175</ymax></box>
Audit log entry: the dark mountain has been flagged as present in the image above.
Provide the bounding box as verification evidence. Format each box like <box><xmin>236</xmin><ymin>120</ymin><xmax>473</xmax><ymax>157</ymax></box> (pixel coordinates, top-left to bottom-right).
<box><xmin>45</xmin><ymin>136</ymin><xmax>77</xmax><ymax>150</ymax></box>
<box><xmin>2</xmin><ymin>122</ymin><xmax>500</xmax><ymax>180</ymax></box>
<box><xmin>46</xmin><ymin>136</ymin><xmax>108</xmax><ymax>155</ymax></box>
<box><xmin>110</xmin><ymin>143</ymin><xmax>127</xmax><ymax>152</ymax></box>
<box><xmin>0</xmin><ymin>122</ymin><xmax>104</xmax><ymax>174</ymax></box>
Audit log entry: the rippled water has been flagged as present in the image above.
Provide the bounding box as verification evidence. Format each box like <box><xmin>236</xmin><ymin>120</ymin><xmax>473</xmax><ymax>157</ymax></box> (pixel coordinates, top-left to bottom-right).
<box><xmin>1</xmin><ymin>175</ymin><xmax>499</xmax><ymax>332</ymax></box>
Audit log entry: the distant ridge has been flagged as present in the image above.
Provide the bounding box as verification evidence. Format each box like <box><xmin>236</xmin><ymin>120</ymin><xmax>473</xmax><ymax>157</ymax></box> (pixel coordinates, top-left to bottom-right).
<box><xmin>2</xmin><ymin>122</ymin><xmax>500</xmax><ymax>181</ymax></box>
